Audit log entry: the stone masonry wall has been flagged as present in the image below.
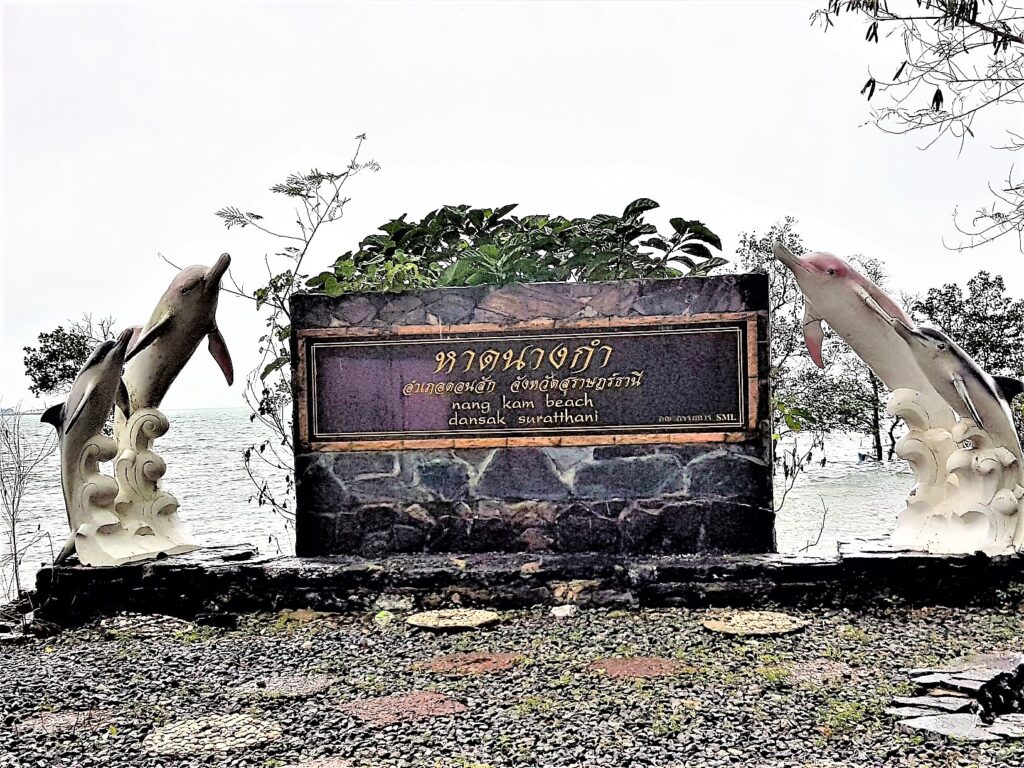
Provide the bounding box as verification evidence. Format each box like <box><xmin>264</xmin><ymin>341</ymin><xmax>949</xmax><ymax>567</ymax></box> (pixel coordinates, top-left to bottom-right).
<box><xmin>291</xmin><ymin>275</ymin><xmax>772</xmax><ymax>557</ymax></box>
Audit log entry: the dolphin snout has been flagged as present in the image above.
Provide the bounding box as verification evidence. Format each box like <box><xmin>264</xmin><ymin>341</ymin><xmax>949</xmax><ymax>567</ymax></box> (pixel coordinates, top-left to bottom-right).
<box><xmin>115</xmin><ymin>327</ymin><xmax>134</xmax><ymax>350</ymax></box>
<box><xmin>891</xmin><ymin>318</ymin><xmax>922</xmax><ymax>343</ymax></box>
<box><xmin>773</xmin><ymin>243</ymin><xmax>807</xmax><ymax>273</ymax></box>
<box><xmin>204</xmin><ymin>252</ymin><xmax>231</xmax><ymax>286</ymax></box>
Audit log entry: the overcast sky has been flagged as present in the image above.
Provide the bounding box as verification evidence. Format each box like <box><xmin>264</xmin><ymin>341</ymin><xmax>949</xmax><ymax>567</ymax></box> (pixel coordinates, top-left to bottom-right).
<box><xmin>2</xmin><ymin>1</ymin><xmax>1022</xmax><ymax>411</ymax></box>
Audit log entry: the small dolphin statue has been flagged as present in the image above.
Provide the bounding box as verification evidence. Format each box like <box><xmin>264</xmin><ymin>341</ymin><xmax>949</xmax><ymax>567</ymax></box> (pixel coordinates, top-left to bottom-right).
<box><xmin>890</xmin><ymin>321</ymin><xmax>1024</xmax><ymax>467</ymax></box>
<box><xmin>772</xmin><ymin>243</ymin><xmax>954</xmax><ymax>427</ymax></box>
<box><xmin>119</xmin><ymin>253</ymin><xmax>234</xmax><ymax>420</ymax></box>
<box><xmin>41</xmin><ymin>328</ymin><xmax>134</xmax><ymax>554</ymax></box>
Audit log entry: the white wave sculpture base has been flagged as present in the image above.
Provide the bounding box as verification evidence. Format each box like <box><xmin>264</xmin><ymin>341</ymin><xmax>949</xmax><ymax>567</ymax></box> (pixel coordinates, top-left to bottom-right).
<box><xmin>888</xmin><ymin>387</ymin><xmax>1024</xmax><ymax>554</ymax></box>
<box><xmin>112</xmin><ymin>408</ymin><xmax>200</xmax><ymax>562</ymax></box>
<box><xmin>65</xmin><ymin>434</ymin><xmax>141</xmax><ymax>566</ymax></box>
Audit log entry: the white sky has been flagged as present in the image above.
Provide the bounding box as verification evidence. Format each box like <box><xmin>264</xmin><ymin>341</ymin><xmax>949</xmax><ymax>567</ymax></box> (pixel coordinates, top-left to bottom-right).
<box><xmin>2</xmin><ymin>0</ymin><xmax>1022</xmax><ymax>410</ymax></box>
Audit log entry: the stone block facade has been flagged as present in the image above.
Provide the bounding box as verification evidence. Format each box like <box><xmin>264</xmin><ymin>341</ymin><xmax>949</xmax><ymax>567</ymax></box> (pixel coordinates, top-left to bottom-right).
<box><xmin>291</xmin><ymin>275</ymin><xmax>773</xmax><ymax>556</ymax></box>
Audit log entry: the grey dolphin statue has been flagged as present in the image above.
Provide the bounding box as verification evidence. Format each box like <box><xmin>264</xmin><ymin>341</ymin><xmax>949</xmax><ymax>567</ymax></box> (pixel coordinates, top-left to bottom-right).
<box><xmin>890</xmin><ymin>320</ymin><xmax>1024</xmax><ymax>467</ymax></box>
<box><xmin>119</xmin><ymin>253</ymin><xmax>234</xmax><ymax>420</ymax></box>
<box><xmin>41</xmin><ymin>328</ymin><xmax>134</xmax><ymax>534</ymax></box>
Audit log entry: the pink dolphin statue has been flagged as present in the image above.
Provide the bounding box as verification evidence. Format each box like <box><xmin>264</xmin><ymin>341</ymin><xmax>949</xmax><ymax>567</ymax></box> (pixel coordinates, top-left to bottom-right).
<box><xmin>772</xmin><ymin>243</ymin><xmax>954</xmax><ymax>428</ymax></box>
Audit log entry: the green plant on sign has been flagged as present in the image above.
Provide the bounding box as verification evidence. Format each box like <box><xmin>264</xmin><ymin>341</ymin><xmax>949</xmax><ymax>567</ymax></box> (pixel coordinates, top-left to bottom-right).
<box><xmin>306</xmin><ymin>198</ymin><xmax>726</xmax><ymax>296</ymax></box>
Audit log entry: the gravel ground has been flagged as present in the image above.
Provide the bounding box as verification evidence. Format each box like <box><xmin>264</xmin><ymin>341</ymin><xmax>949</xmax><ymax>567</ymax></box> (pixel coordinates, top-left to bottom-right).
<box><xmin>1</xmin><ymin>605</ymin><xmax>1022</xmax><ymax>768</ymax></box>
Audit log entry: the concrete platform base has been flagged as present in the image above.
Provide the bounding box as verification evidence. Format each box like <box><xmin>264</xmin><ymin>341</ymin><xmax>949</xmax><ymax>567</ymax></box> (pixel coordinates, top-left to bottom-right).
<box><xmin>28</xmin><ymin>539</ymin><xmax>1024</xmax><ymax>626</ymax></box>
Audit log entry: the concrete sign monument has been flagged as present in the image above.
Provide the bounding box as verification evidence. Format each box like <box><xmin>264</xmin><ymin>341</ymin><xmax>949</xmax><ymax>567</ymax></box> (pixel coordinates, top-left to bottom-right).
<box><xmin>291</xmin><ymin>276</ymin><xmax>773</xmax><ymax>557</ymax></box>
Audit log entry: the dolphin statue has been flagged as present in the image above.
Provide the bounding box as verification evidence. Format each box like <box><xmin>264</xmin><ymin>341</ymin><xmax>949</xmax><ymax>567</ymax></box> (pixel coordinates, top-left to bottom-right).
<box><xmin>118</xmin><ymin>253</ymin><xmax>234</xmax><ymax>422</ymax></box>
<box><xmin>772</xmin><ymin>243</ymin><xmax>954</xmax><ymax>428</ymax></box>
<box><xmin>890</xmin><ymin>321</ymin><xmax>1024</xmax><ymax>468</ymax></box>
<box><xmin>41</xmin><ymin>328</ymin><xmax>135</xmax><ymax>553</ymax></box>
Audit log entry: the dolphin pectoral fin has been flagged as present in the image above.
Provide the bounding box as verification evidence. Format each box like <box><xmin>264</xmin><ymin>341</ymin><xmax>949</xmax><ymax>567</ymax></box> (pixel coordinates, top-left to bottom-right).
<box><xmin>952</xmin><ymin>374</ymin><xmax>985</xmax><ymax>428</ymax></box>
<box><xmin>40</xmin><ymin>402</ymin><xmax>65</xmax><ymax>431</ymax></box>
<box><xmin>993</xmin><ymin>375</ymin><xmax>1024</xmax><ymax>404</ymax></box>
<box><xmin>116</xmin><ymin>380</ymin><xmax>131</xmax><ymax>419</ymax></box>
<box><xmin>63</xmin><ymin>383</ymin><xmax>97</xmax><ymax>435</ymax></box>
<box><xmin>857</xmin><ymin>288</ymin><xmax>895</xmax><ymax>324</ymax></box>
<box><xmin>208</xmin><ymin>327</ymin><xmax>234</xmax><ymax>386</ymax></box>
<box><xmin>126</xmin><ymin>325</ymin><xmax>143</xmax><ymax>354</ymax></box>
<box><xmin>125</xmin><ymin>314</ymin><xmax>172</xmax><ymax>362</ymax></box>
<box><xmin>802</xmin><ymin>309</ymin><xmax>825</xmax><ymax>369</ymax></box>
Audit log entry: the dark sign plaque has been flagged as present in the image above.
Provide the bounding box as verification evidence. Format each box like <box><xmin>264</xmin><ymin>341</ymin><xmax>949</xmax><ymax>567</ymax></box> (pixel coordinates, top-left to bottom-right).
<box><xmin>298</xmin><ymin>317</ymin><xmax>756</xmax><ymax>450</ymax></box>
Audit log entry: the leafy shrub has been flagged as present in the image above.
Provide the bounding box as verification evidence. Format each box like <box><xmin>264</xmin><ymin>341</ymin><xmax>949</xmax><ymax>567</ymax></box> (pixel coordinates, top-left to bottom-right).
<box><xmin>306</xmin><ymin>198</ymin><xmax>726</xmax><ymax>296</ymax></box>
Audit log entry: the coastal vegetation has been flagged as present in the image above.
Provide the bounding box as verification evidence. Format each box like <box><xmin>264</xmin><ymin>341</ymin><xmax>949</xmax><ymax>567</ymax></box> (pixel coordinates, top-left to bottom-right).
<box><xmin>814</xmin><ymin>1</ymin><xmax>1024</xmax><ymax>250</ymax></box>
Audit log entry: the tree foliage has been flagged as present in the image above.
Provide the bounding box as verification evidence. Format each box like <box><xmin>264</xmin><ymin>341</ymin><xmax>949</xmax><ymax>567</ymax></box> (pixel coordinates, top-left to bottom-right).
<box><xmin>306</xmin><ymin>200</ymin><xmax>726</xmax><ymax>297</ymax></box>
<box><xmin>912</xmin><ymin>270</ymin><xmax>1024</xmax><ymax>375</ymax></box>
<box><xmin>911</xmin><ymin>269</ymin><xmax>1024</xmax><ymax>435</ymax></box>
<box><xmin>814</xmin><ymin>1</ymin><xmax>1024</xmax><ymax>249</ymax></box>
<box><xmin>215</xmin><ymin>136</ymin><xmax>381</xmax><ymax>532</ymax></box>
<box><xmin>22</xmin><ymin>315</ymin><xmax>117</xmax><ymax>397</ymax></box>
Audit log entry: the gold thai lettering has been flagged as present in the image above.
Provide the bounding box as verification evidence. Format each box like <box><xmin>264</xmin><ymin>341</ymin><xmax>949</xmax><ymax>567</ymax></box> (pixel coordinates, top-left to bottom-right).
<box><xmin>434</xmin><ymin>351</ymin><xmax>457</xmax><ymax>374</ymax></box>
<box><xmin>509</xmin><ymin>371</ymin><xmax>645</xmax><ymax>394</ymax></box>
<box><xmin>501</xmin><ymin>347</ymin><xmax>530</xmax><ymax>371</ymax></box>
<box><xmin>432</xmin><ymin>340</ymin><xmax>614</xmax><ymax>375</ymax></box>
<box><xmin>530</xmin><ymin>347</ymin><xmax>546</xmax><ymax>369</ymax></box>
<box><xmin>479</xmin><ymin>349</ymin><xmax>501</xmax><ymax>372</ymax></box>
<box><xmin>548</xmin><ymin>344</ymin><xmax>568</xmax><ymax>370</ymax></box>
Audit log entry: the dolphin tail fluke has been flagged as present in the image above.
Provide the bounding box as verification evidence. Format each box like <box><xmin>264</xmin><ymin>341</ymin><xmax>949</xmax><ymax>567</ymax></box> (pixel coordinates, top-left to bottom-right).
<box><xmin>54</xmin><ymin>531</ymin><xmax>79</xmax><ymax>566</ymax></box>
<box><xmin>802</xmin><ymin>309</ymin><xmax>825</xmax><ymax>369</ymax></box>
<box><xmin>992</xmin><ymin>375</ymin><xmax>1024</xmax><ymax>404</ymax></box>
<box><xmin>208</xmin><ymin>328</ymin><xmax>234</xmax><ymax>385</ymax></box>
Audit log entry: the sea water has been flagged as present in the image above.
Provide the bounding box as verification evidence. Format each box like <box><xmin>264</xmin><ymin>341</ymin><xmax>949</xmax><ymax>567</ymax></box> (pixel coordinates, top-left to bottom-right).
<box><xmin>2</xmin><ymin>408</ymin><xmax>910</xmax><ymax>599</ymax></box>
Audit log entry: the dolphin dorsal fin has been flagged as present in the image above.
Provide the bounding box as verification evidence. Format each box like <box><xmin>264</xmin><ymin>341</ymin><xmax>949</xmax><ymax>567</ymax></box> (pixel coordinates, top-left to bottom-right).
<box><xmin>40</xmin><ymin>402</ymin><xmax>65</xmax><ymax>431</ymax></box>
<box><xmin>993</xmin><ymin>375</ymin><xmax>1024</xmax><ymax>404</ymax></box>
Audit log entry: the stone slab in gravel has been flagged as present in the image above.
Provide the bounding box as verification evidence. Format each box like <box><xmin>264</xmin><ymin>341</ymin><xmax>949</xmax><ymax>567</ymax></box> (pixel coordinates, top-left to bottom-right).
<box><xmin>701</xmin><ymin>610</ymin><xmax>808</xmax><ymax>636</ymax></box>
<box><xmin>590</xmin><ymin>656</ymin><xmax>689</xmax><ymax>679</ymax></box>
<box><xmin>893</xmin><ymin>695</ymin><xmax>976</xmax><ymax>713</ymax></box>
<box><xmin>232</xmin><ymin>673</ymin><xmax>341</xmax><ymax>698</ymax></box>
<box><xmin>419</xmin><ymin>651</ymin><xmax>523</xmax><ymax>675</ymax></box>
<box><xmin>407</xmin><ymin>608</ymin><xmax>500</xmax><ymax>630</ymax></box>
<box><xmin>99</xmin><ymin>613</ymin><xmax>194</xmax><ymax>640</ymax></box>
<box><xmin>340</xmin><ymin>691</ymin><xmax>467</xmax><ymax>725</ymax></box>
<box><xmin>886</xmin><ymin>706</ymin><xmax>946</xmax><ymax>718</ymax></box>
<box><xmin>787</xmin><ymin>659</ymin><xmax>852</xmax><ymax>685</ymax></box>
<box><xmin>142</xmin><ymin>713</ymin><xmax>284</xmax><ymax>755</ymax></box>
<box><xmin>14</xmin><ymin>708</ymin><xmax>117</xmax><ymax>734</ymax></box>
<box><xmin>897</xmin><ymin>713</ymin><xmax>1002</xmax><ymax>742</ymax></box>
<box><xmin>989</xmin><ymin>714</ymin><xmax>1024</xmax><ymax>739</ymax></box>
<box><xmin>912</xmin><ymin>673</ymin><xmax>985</xmax><ymax>691</ymax></box>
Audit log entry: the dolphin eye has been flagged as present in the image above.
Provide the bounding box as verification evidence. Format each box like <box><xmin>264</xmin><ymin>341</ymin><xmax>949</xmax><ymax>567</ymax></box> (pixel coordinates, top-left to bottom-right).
<box><xmin>827</xmin><ymin>268</ymin><xmax>836</xmax><ymax>276</ymax></box>
<box><xmin>936</xmin><ymin>342</ymin><xmax>947</xmax><ymax>351</ymax></box>
<box><xmin>180</xmin><ymin>277</ymin><xmax>202</xmax><ymax>294</ymax></box>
